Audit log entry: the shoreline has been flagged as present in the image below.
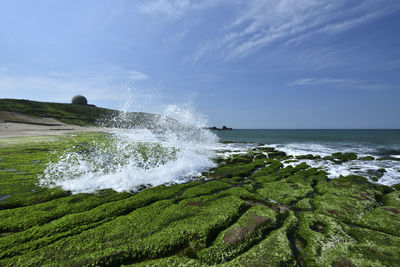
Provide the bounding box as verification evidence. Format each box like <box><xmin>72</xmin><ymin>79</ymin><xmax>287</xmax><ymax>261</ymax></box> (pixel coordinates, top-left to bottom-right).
<box><xmin>0</xmin><ymin>110</ymin><xmax>109</xmax><ymax>138</ymax></box>
<box><xmin>0</xmin><ymin>121</ymin><xmax>108</xmax><ymax>138</ymax></box>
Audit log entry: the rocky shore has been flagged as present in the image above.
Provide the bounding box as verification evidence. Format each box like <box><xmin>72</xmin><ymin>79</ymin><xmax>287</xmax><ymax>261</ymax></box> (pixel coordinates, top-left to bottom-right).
<box><xmin>0</xmin><ymin>133</ymin><xmax>399</xmax><ymax>266</ymax></box>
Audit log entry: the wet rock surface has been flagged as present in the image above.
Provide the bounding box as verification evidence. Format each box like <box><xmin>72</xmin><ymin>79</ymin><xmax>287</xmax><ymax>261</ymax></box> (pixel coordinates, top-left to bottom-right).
<box><xmin>0</xmin><ymin>134</ymin><xmax>399</xmax><ymax>266</ymax></box>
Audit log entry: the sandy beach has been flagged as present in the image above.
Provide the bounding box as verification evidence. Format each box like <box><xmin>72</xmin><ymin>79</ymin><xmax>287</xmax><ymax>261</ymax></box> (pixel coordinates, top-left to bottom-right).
<box><xmin>0</xmin><ymin>111</ymin><xmax>106</xmax><ymax>138</ymax></box>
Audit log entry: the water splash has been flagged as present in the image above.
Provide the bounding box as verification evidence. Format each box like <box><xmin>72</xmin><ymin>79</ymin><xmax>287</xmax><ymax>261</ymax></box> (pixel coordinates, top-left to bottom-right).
<box><xmin>40</xmin><ymin>91</ymin><xmax>218</xmax><ymax>193</ymax></box>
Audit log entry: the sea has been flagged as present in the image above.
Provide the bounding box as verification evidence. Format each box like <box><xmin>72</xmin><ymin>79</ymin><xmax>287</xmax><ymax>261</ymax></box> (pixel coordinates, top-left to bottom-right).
<box><xmin>214</xmin><ymin>129</ymin><xmax>400</xmax><ymax>186</ymax></box>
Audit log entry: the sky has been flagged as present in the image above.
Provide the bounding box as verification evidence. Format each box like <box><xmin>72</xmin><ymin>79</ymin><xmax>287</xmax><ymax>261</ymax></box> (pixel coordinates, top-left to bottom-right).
<box><xmin>0</xmin><ymin>0</ymin><xmax>400</xmax><ymax>129</ymax></box>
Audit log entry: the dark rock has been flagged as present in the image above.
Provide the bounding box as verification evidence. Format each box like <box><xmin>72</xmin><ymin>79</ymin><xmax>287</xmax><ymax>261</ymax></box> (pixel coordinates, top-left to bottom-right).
<box><xmin>377</xmin><ymin>156</ymin><xmax>400</xmax><ymax>161</ymax></box>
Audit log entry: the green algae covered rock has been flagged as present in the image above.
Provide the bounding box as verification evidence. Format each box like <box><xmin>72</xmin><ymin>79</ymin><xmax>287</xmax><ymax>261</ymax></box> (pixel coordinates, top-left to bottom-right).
<box><xmin>208</xmin><ymin>156</ymin><xmax>267</xmax><ymax>179</ymax></box>
<box><xmin>257</xmin><ymin>179</ymin><xmax>313</xmax><ymax>205</ymax></box>
<box><xmin>313</xmin><ymin>175</ymin><xmax>379</xmax><ymax>223</ymax></box>
<box><xmin>225</xmin><ymin>211</ymin><xmax>298</xmax><ymax>267</ymax></box>
<box><xmin>0</xmin><ymin>133</ymin><xmax>399</xmax><ymax>266</ymax></box>
<box><xmin>359</xmin><ymin>156</ymin><xmax>375</xmax><ymax>161</ymax></box>
<box><xmin>381</xmin><ymin>191</ymin><xmax>400</xmax><ymax>206</ymax></box>
<box><xmin>297</xmin><ymin>212</ymin><xmax>354</xmax><ymax>266</ymax></box>
<box><xmin>392</xmin><ymin>183</ymin><xmax>400</xmax><ymax>190</ymax></box>
<box><xmin>296</xmin><ymin>154</ymin><xmax>321</xmax><ymax>160</ymax></box>
<box><xmin>325</xmin><ymin>152</ymin><xmax>358</xmax><ymax>163</ymax></box>
<box><xmin>197</xmin><ymin>205</ymin><xmax>278</xmax><ymax>264</ymax></box>
<box><xmin>356</xmin><ymin>206</ymin><xmax>400</xmax><ymax>236</ymax></box>
<box><xmin>295</xmin><ymin>198</ymin><xmax>313</xmax><ymax>210</ymax></box>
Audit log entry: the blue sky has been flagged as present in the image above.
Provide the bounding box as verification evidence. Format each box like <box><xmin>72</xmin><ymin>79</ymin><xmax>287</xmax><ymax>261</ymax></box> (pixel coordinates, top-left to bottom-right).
<box><xmin>1</xmin><ymin>0</ymin><xmax>400</xmax><ymax>128</ymax></box>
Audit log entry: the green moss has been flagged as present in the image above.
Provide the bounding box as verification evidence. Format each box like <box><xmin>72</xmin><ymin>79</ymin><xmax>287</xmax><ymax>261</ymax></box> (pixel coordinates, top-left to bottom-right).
<box><xmin>223</xmin><ymin>153</ymin><xmax>253</xmax><ymax>164</ymax></box>
<box><xmin>179</xmin><ymin>180</ymin><xmax>231</xmax><ymax>199</ymax></box>
<box><xmin>392</xmin><ymin>183</ymin><xmax>400</xmax><ymax>190</ymax></box>
<box><xmin>295</xmin><ymin>198</ymin><xmax>312</xmax><ymax>210</ymax></box>
<box><xmin>296</xmin><ymin>154</ymin><xmax>321</xmax><ymax>160</ymax></box>
<box><xmin>375</xmin><ymin>184</ymin><xmax>395</xmax><ymax>195</ymax></box>
<box><xmin>0</xmin><ymin>139</ymin><xmax>70</xmax><ymax>209</ymax></box>
<box><xmin>250</xmin><ymin>160</ymin><xmax>282</xmax><ymax>178</ymax></box>
<box><xmin>253</xmin><ymin>153</ymin><xmax>267</xmax><ymax>160</ymax></box>
<box><xmin>349</xmin><ymin>227</ymin><xmax>400</xmax><ymax>247</ymax></box>
<box><xmin>313</xmin><ymin>176</ymin><xmax>379</xmax><ymax>223</ymax></box>
<box><xmin>254</xmin><ymin>147</ymin><xmax>275</xmax><ymax>153</ymax></box>
<box><xmin>2</xmin><ymin>194</ymin><xmax>249</xmax><ymax>266</ymax></box>
<box><xmin>356</xmin><ymin>206</ymin><xmax>400</xmax><ymax>236</ymax></box>
<box><xmin>331</xmin><ymin>152</ymin><xmax>358</xmax><ymax>162</ymax></box>
<box><xmin>322</xmin><ymin>153</ymin><xmax>358</xmax><ymax>164</ymax></box>
<box><xmin>381</xmin><ymin>191</ymin><xmax>400</xmax><ymax>206</ymax></box>
<box><xmin>377</xmin><ymin>156</ymin><xmax>400</xmax><ymax>161</ymax></box>
<box><xmin>267</xmin><ymin>151</ymin><xmax>287</xmax><ymax>158</ymax></box>
<box><xmin>225</xmin><ymin>211</ymin><xmax>298</xmax><ymax>267</ymax></box>
<box><xmin>242</xmin><ymin>184</ymin><xmax>254</xmax><ymax>193</ymax></box>
<box><xmin>179</xmin><ymin>187</ymin><xmax>265</xmax><ymax>207</ymax></box>
<box><xmin>1</xmin><ymin>137</ymin><xmax>399</xmax><ymax>266</ymax></box>
<box><xmin>359</xmin><ymin>156</ymin><xmax>375</xmax><ymax>161</ymax></box>
<box><xmin>0</xmin><ymin>182</ymin><xmax>198</xmax><ymax>259</ymax></box>
<box><xmin>257</xmin><ymin>180</ymin><xmax>313</xmax><ymax>205</ymax></box>
<box><xmin>318</xmin><ymin>227</ymin><xmax>400</xmax><ymax>266</ymax></box>
<box><xmin>0</xmin><ymin>189</ymin><xmax>130</xmax><ymax>232</ymax></box>
<box><xmin>254</xmin><ymin>165</ymin><xmax>326</xmax><ymax>206</ymax></box>
<box><xmin>297</xmin><ymin>212</ymin><xmax>354</xmax><ymax>266</ymax></box>
<box><xmin>198</xmin><ymin>205</ymin><xmax>278</xmax><ymax>264</ymax></box>
<box><xmin>284</xmin><ymin>159</ymin><xmax>298</xmax><ymax>164</ymax></box>
<box><xmin>209</xmin><ymin>159</ymin><xmax>267</xmax><ymax>179</ymax></box>
<box><xmin>127</xmin><ymin>256</ymin><xmax>203</xmax><ymax>266</ymax></box>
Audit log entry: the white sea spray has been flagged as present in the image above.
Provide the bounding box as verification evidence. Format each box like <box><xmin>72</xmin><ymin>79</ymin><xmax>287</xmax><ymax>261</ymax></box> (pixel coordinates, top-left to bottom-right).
<box><xmin>40</xmin><ymin>92</ymin><xmax>219</xmax><ymax>193</ymax></box>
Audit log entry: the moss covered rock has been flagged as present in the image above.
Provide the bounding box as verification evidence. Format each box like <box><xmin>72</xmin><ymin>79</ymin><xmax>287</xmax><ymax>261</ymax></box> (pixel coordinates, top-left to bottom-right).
<box><xmin>0</xmin><ymin>134</ymin><xmax>399</xmax><ymax>266</ymax></box>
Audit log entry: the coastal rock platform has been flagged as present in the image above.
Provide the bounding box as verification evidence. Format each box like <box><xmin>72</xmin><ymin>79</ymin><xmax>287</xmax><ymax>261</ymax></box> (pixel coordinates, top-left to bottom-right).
<box><xmin>0</xmin><ymin>133</ymin><xmax>399</xmax><ymax>266</ymax></box>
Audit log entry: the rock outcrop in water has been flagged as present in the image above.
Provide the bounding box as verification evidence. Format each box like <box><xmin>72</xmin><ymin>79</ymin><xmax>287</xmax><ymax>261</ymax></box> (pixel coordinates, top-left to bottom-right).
<box><xmin>207</xmin><ymin>125</ymin><xmax>233</xmax><ymax>130</ymax></box>
<box><xmin>0</xmin><ymin>133</ymin><xmax>399</xmax><ymax>266</ymax></box>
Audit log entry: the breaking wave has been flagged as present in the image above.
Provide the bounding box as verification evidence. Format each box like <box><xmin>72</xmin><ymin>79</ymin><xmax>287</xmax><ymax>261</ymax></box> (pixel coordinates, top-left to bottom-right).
<box><xmin>40</xmin><ymin>93</ymin><xmax>218</xmax><ymax>193</ymax></box>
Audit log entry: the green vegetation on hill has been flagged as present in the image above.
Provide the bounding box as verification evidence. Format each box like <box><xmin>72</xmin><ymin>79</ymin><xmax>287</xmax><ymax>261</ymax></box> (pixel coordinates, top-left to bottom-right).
<box><xmin>0</xmin><ymin>98</ymin><xmax>175</xmax><ymax>128</ymax></box>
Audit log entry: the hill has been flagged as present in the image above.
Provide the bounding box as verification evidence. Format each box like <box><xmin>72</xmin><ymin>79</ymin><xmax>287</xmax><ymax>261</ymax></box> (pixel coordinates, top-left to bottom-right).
<box><xmin>0</xmin><ymin>98</ymin><xmax>177</xmax><ymax>129</ymax></box>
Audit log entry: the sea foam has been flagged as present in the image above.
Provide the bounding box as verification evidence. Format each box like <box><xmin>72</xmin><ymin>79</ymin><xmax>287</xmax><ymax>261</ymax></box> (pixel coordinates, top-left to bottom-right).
<box><xmin>272</xmin><ymin>143</ymin><xmax>400</xmax><ymax>186</ymax></box>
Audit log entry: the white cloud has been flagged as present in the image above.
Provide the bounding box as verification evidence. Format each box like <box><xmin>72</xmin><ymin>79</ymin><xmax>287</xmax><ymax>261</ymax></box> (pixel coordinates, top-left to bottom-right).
<box><xmin>194</xmin><ymin>0</ymin><xmax>400</xmax><ymax>61</ymax></box>
<box><xmin>126</xmin><ymin>70</ymin><xmax>148</xmax><ymax>80</ymax></box>
<box><xmin>137</xmin><ymin>0</ymin><xmax>221</xmax><ymax>19</ymax></box>
<box><xmin>287</xmin><ymin>77</ymin><xmax>395</xmax><ymax>91</ymax></box>
<box><xmin>138</xmin><ymin>0</ymin><xmax>191</xmax><ymax>18</ymax></box>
